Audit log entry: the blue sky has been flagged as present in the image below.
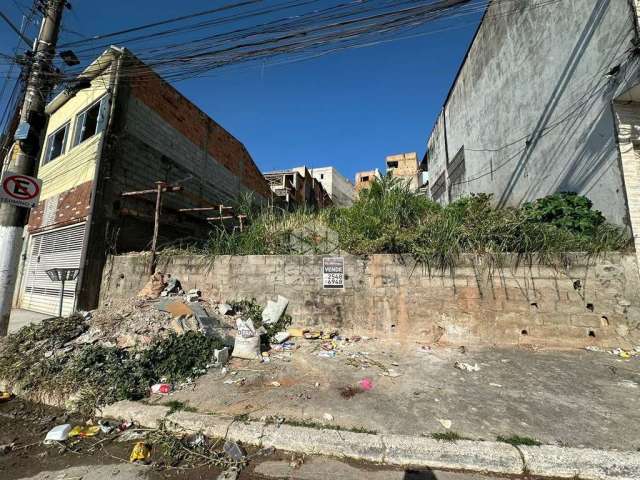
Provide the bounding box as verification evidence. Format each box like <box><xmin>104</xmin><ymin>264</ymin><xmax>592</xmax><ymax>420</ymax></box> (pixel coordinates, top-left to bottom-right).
<box><xmin>0</xmin><ymin>1</ymin><xmax>482</xmax><ymax>184</ymax></box>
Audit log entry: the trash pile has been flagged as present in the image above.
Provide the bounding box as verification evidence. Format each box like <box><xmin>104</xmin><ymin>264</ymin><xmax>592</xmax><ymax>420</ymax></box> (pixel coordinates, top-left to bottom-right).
<box><xmin>585</xmin><ymin>346</ymin><xmax>640</xmax><ymax>359</ymax></box>
<box><xmin>40</xmin><ymin>415</ymin><xmax>264</xmax><ymax>478</ymax></box>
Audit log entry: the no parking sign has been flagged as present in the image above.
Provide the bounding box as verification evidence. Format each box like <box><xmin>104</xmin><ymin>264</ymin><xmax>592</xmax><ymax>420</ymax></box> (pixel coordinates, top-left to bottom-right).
<box><xmin>0</xmin><ymin>171</ymin><xmax>42</xmax><ymax>208</ymax></box>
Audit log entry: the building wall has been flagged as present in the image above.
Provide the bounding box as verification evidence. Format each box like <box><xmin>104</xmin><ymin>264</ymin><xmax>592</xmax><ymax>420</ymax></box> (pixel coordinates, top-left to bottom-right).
<box><xmin>26</xmin><ymin>66</ymin><xmax>113</xmax><ymax>233</ymax></box>
<box><xmin>425</xmin><ymin>0</ymin><xmax>640</xmax><ymax>225</ymax></box>
<box><xmin>101</xmin><ymin>253</ymin><xmax>640</xmax><ymax>348</ymax></box>
<box><xmin>355</xmin><ymin>169</ymin><xmax>380</xmax><ymax>193</ymax></box>
<box><xmin>386</xmin><ymin>152</ymin><xmax>421</xmax><ymax>190</ymax></box>
<box><xmin>308</xmin><ymin>167</ymin><xmax>354</xmax><ymax>207</ymax></box>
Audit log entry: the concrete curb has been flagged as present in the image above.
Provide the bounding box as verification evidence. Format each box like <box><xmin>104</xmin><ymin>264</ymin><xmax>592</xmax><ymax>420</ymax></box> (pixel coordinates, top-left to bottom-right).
<box><xmin>102</xmin><ymin>401</ymin><xmax>640</xmax><ymax>480</ymax></box>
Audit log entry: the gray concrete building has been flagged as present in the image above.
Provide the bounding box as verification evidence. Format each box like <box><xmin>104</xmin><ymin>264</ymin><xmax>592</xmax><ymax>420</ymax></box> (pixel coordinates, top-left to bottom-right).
<box><xmin>424</xmin><ymin>0</ymin><xmax>640</xmax><ymax>255</ymax></box>
<box><xmin>305</xmin><ymin>166</ymin><xmax>355</xmax><ymax>207</ymax></box>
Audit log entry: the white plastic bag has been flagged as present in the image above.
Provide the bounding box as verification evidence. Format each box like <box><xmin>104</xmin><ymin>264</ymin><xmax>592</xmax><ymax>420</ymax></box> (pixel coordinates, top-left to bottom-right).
<box><xmin>232</xmin><ymin>319</ymin><xmax>261</xmax><ymax>360</ymax></box>
<box><xmin>262</xmin><ymin>295</ymin><xmax>289</xmax><ymax>325</ymax></box>
<box><xmin>44</xmin><ymin>424</ymin><xmax>72</xmax><ymax>443</ymax></box>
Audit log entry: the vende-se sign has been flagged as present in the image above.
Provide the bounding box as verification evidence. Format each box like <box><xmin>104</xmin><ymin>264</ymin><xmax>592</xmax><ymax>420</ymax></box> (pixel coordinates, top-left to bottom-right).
<box><xmin>323</xmin><ymin>257</ymin><xmax>344</xmax><ymax>289</ymax></box>
<box><xmin>0</xmin><ymin>171</ymin><xmax>42</xmax><ymax>209</ymax></box>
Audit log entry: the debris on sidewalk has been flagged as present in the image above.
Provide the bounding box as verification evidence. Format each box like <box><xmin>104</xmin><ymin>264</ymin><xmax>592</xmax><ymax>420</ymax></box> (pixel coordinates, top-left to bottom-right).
<box><xmin>358</xmin><ymin>377</ymin><xmax>374</xmax><ymax>391</ymax></box>
<box><xmin>151</xmin><ymin>383</ymin><xmax>172</xmax><ymax>394</ymax></box>
<box><xmin>323</xmin><ymin>413</ymin><xmax>334</xmax><ymax>421</ymax></box>
<box><xmin>69</xmin><ymin>425</ymin><xmax>101</xmax><ymax>438</ymax></box>
<box><xmin>233</xmin><ymin>318</ymin><xmax>263</xmax><ymax>360</ymax></box>
<box><xmin>137</xmin><ymin>272</ymin><xmax>166</xmax><ymax>299</ymax></box>
<box><xmin>161</xmin><ymin>275</ymin><xmax>183</xmax><ymax>297</ymax></box>
<box><xmin>0</xmin><ymin>390</ymin><xmax>14</xmax><ymax>403</ymax></box>
<box><xmin>44</xmin><ymin>424</ymin><xmax>72</xmax><ymax>443</ymax></box>
<box><xmin>223</xmin><ymin>440</ymin><xmax>245</xmax><ymax>461</ymax></box>
<box><xmin>454</xmin><ymin>361</ymin><xmax>480</xmax><ymax>372</ymax></box>
<box><xmin>129</xmin><ymin>441</ymin><xmax>152</xmax><ymax>464</ymax></box>
<box><xmin>262</xmin><ymin>295</ymin><xmax>289</xmax><ymax>325</ymax></box>
<box><xmin>438</xmin><ymin>419</ymin><xmax>452</xmax><ymax>429</ymax></box>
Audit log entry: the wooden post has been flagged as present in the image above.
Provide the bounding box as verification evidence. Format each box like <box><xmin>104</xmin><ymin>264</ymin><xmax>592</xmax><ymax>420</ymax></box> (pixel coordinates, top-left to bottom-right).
<box><xmin>150</xmin><ymin>181</ymin><xmax>165</xmax><ymax>273</ymax></box>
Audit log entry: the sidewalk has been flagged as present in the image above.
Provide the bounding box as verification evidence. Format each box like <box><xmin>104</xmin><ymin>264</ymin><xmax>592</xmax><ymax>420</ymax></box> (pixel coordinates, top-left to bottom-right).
<box><xmin>150</xmin><ymin>339</ymin><xmax>640</xmax><ymax>450</ymax></box>
<box><xmin>8</xmin><ymin>309</ymin><xmax>51</xmax><ymax>334</ymax></box>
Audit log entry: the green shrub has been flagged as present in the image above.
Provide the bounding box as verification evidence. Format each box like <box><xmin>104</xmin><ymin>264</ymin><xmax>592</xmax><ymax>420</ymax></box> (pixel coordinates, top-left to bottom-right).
<box><xmin>522</xmin><ymin>192</ymin><xmax>605</xmax><ymax>236</ymax></box>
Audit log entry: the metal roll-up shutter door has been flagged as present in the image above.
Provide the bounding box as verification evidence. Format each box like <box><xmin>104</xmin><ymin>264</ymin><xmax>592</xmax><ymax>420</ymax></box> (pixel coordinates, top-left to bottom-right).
<box><xmin>21</xmin><ymin>223</ymin><xmax>86</xmax><ymax>316</ymax></box>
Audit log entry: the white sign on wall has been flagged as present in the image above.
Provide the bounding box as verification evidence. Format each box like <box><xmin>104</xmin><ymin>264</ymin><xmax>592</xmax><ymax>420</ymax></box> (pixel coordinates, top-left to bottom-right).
<box><xmin>0</xmin><ymin>171</ymin><xmax>42</xmax><ymax>209</ymax></box>
<box><xmin>323</xmin><ymin>257</ymin><xmax>344</xmax><ymax>289</ymax></box>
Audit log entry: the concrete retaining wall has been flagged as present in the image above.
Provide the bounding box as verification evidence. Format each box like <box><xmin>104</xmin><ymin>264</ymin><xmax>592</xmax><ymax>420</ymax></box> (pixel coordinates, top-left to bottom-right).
<box><xmin>100</xmin><ymin>253</ymin><xmax>640</xmax><ymax>347</ymax></box>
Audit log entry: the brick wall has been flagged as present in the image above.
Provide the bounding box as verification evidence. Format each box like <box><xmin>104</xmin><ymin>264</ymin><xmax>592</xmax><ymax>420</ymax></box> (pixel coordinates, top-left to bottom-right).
<box><xmin>127</xmin><ymin>59</ymin><xmax>270</xmax><ymax>198</ymax></box>
<box><xmin>28</xmin><ymin>180</ymin><xmax>93</xmax><ymax>233</ymax></box>
<box><xmin>100</xmin><ymin>253</ymin><xmax>640</xmax><ymax>348</ymax></box>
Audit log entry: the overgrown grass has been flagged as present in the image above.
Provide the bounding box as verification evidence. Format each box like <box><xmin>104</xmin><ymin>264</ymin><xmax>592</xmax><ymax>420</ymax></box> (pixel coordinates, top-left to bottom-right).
<box><xmin>164</xmin><ymin>400</ymin><xmax>198</xmax><ymax>415</ymax></box>
<box><xmin>431</xmin><ymin>431</ymin><xmax>468</xmax><ymax>442</ymax></box>
<box><xmin>169</xmin><ymin>176</ymin><xmax>630</xmax><ymax>271</ymax></box>
<box><xmin>263</xmin><ymin>416</ymin><xmax>377</xmax><ymax>434</ymax></box>
<box><xmin>496</xmin><ymin>435</ymin><xmax>542</xmax><ymax>446</ymax></box>
<box><xmin>0</xmin><ymin>317</ymin><xmax>224</xmax><ymax>415</ymax></box>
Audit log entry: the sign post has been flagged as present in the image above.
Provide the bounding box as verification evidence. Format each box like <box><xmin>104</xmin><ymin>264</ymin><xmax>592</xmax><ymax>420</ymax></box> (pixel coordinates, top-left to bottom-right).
<box><xmin>0</xmin><ymin>171</ymin><xmax>42</xmax><ymax>209</ymax></box>
<box><xmin>322</xmin><ymin>257</ymin><xmax>345</xmax><ymax>289</ymax></box>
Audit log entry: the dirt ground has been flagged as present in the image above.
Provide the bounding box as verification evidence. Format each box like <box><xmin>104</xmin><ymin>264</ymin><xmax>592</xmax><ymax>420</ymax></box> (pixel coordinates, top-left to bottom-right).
<box><xmin>156</xmin><ymin>338</ymin><xmax>640</xmax><ymax>450</ymax></box>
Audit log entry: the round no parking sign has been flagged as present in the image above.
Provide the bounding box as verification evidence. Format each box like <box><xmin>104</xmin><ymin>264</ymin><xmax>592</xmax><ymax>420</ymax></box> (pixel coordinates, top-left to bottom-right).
<box><xmin>0</xmin><ymin>171</ymin><xmax>42</xmax><ymax>208</ymax></box>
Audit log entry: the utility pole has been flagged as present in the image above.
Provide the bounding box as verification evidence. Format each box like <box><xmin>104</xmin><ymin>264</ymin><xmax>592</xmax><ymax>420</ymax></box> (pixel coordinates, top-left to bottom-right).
<box><xmin>0</xmin><ymin>0</ymin><xmax>67</xmax><ymax>336</ymax></box>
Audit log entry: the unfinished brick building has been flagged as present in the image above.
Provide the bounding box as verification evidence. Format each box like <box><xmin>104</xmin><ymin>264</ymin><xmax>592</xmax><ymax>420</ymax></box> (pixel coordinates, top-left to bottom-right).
<box><xmin>16</xmin><ymin>47</ymin><xmax>270</xmax><ymax>315</ymax></box>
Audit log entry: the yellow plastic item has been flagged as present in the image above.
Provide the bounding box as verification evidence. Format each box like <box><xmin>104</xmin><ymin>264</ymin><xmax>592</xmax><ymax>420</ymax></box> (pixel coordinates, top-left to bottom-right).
<box><xmin>620</xmin><ymin>351</ymin><xmax>632</xmax><ymax>359</ymax></box>
<box><xmin>288</xmin><ymin>328</ymin><xmax>308</xmax><ymax>337</ymax></box>
<box><xmin>129</xmin><ymin>442</ymin><xmax>151</xmax><ymax>463</ymax></box>
<box><xmin>0</xmin><ymin>391</ymin><xmax>14</xmax><ymax>403</ymax></box>
<box><xmin>69</xmin><ymin>425</ymin><xmax>101</xmax><ymax>438</ymax></box>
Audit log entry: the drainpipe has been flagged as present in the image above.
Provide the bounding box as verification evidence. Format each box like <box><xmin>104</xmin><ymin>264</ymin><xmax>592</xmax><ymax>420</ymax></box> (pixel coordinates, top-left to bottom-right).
<box><xmin>74</xmin><ymin>48</ymin><xmax>124</xmax><ymax>311</ymax></box>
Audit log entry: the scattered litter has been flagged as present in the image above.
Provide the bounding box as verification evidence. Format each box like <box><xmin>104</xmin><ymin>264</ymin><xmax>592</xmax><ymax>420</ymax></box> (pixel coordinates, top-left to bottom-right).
<box><xmin>262</xmin><ymin>295</ymin><xmax>289</xmax><ymax>325</ymax></box>
<box><xmin>321</xmin><ymin>341</ymin><xmax>336</xmax><ymax>351</ymax></box>
<box><xmin>44</xmin><ymin>424</ymin><xmax>72</xmax><ymax>443</ymax></box>
<box><xmin>321</xmin><ymin>330</ymin><xmax>337</xmax><ymax>340</ymax></box>
<box><xmin>289</xmin><ymin>453</ymin><xmax>304</xmax><ymax>469</ymax></box>
<box><xmin>270</xmin><ymin>381</ymin><xmax>281</xmax><ymax>387</ymax></box>
<box><xmin>116</xmin><ymin>430</ymin><xmax>146</xmax><ymax>443</ymax></box>
<box><xmin>358</xmin><ymin>378</ymin><xmax>374</xmax><ymax>391</ymax></box>
<box><xmin>323</xmin><ymin>413</ymin><xmax>334</xmax><ymax>422</ymax></box>
<box><xmin>417</xmin><ymin>345</ymin><xmax>432</xmax><ymax>354</ymax></box>
<box><xmin>0</xmin><ymin>443</ymin><xmax>14</xmax><ymax>455</ymax></box>
<box><xmin>318</xmin><ymin>351</ymin><xmax>336</xmax><ymax>358</ymax></box>
<box><xmin>271</xmin><ymin>331</ymin><xmax>291</xmax><ymax>344</ymax></box>
<box><xmin>585</xmin><ymin>346</ymin><xmax>602</xmax><ymax>352</ymax></box>
<box><xmin>233</xmin><ymin>319</ymin><xmax>262</xmax><ymax>360</ymax></box>
<box><xmin>454</xmin><ymin>361</ymin><xmax>480</xmax><ymax>372</ymax></box>
<box><xmin>185</xmin><ymin>289</ymin><xmax>201</xmax><ymax>302</ymax></box>
<box><xmin>288</xmin><ymin>328</ymin><xmax>308</xmax><ymax>337</ymax></box>
<box><xmin>217</xmin><ymin>467</ymin><xmax>239</xmax><ymax>480</ymax></box>
<box><xmin>185</xmin><ymin>432</ymin><xmax>206</xmax><ymax>448</ymax></box>
<box><xmin>214</xmin><ymin>347</ymin><xmax>230</xmax><ymax>367</ymax></box>
<box><xmin>304</xmin><ymin>331</ymin><xmax>321</xmax><ymax>339</ymax></box>
<box><xmin>129</xmin><ymin>442</ymin><xmax>151</xmax><ymax>463</ymax></box>
<box><xmin>489</xmin><ymin>383</ymin><xmax>503</xmax><ymax>388</ymax></box>
<box><xmin>0</xmin><ymin>391</ymin><xmax>14</xmax><ymax>403</ymax></box>
<box><xmin>161</xmin><ymin>275</ymin><xmax>183</xmax><ymax>297</ymax></box>
<box><xmin>98</xmin><ymin>420</ymin><xmax>115</xmax><ymax>434</ymax></box>
<box><xmin>380</xmin><ymin>369</ymin><xmax>402</xmax><ymax>378</ymax></box>
<box><xmin>223</xmin><ymin>377</ymin><xmax>246</xmax><ymax>385</ymax></box>
<box><xmin>611</xmin><ymin>348</ymin><xmax>634</xmax><ymax>359</ymax></box>
<box><xmin>223</xmin><ymin>440</ymin><xmax>245</xmax><ymax>461</ymax></box>
<box><xmin>151</xmin><ymin>383</ymin><xmax>172</xmax><ymax>394</ymax></box>
<box><xmin>438</xmin><ymin>419</ymin><xmax>452</xmax><ymax>429</ymax></box>
<box><xmin>69</xmin><ymin>425</ymin><xmax>101</xmax><ymax>438</ymax></box>
<box><xmin>218</xmin><ymin>303</ymin><xmax>233</xmax><ymax>316</ymax></box>
<box><xmin>458</xmin><ymin>346</ymin><xmax>466</xmax><ymax>354</ymax></box>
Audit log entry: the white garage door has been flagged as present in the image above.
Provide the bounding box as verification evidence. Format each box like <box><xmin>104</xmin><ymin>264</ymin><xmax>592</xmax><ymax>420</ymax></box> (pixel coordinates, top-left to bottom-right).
<box><xmin>21</xmin><ymin>223</ymin><xmax>86</xmax><ymax>316</ymax></box>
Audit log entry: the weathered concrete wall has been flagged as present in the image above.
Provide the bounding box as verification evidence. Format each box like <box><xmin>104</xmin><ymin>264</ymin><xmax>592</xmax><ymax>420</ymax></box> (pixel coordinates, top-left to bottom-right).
<box><xmin>426</xmin><ymin>0</ymin><xmax>640</xmax><ymax>226</ymax></box>
<box><xmin>101</xmin><ymin>253</ymin><xmax>640</xmax><ymax>348</ymax></box>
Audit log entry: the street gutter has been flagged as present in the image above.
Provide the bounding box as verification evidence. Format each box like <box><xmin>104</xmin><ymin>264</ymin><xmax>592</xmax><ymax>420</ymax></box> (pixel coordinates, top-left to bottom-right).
<box><xmin>101</xmin><ymin>401</ymin><xmax>640</xmax><ymax>480</ymax></box>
